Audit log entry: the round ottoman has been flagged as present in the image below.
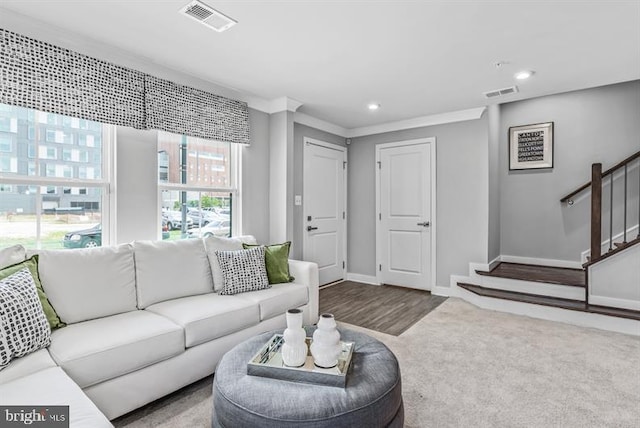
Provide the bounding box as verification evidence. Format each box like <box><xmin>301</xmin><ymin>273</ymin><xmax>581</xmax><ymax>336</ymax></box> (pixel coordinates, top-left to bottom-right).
<box><xmin>212</xmin><ymin>329</ymin><xmax>403</xmax><ymax>428</ymax></box>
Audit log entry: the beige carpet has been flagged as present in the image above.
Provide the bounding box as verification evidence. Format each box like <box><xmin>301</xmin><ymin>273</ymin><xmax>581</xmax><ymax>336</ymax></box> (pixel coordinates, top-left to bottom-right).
<box><xmin>113</xmin><ymin>298</ymin><xmax>640</xmax><ymax>428</ymax></box>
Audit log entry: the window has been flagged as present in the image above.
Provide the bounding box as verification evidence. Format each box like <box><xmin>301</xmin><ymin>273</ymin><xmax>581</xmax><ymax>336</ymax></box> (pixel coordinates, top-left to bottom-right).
<box><xmin>157</xmin><ymin>131</ymin><xmax>239</xmax><ymax>240</ymax></box>
<box><xmin>0</xmin><ymin>135</ymin><xmax>11</xmax><ymax>152</ymax></box>
<box><xmin>0</xmin><ymin>104</ymin><xmax>113</xmax><ymax>250</ymax></box>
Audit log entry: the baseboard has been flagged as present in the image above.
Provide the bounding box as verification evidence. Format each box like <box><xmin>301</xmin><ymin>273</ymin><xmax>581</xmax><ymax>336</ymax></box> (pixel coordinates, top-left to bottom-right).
<box><xmin>499</xmin><ymin>255</ymin><xmax>582</xmax><ymax>269</ymax></box>
<box><xmin>589</xmin><ymin>295</ymin><xmax>640</xmax><ymax>311</ymax></box>
<box><xmin>345</xmin><ymin>273</ymin><xmax>380</xmax><ymax>285</ymax></box>
<box><xmin>488</xmin><ymin>256</ymin><xmax>501</xmax><ymax>271</ymax></box>
<box><xmin>432</xmin><ymin>283</ymin><xmax>455</xmax><ymax>297</ymax></box>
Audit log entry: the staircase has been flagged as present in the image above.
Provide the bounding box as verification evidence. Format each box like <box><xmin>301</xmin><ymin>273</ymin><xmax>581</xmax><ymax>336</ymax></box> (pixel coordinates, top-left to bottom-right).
<box><xmin>454</xmin><ymin>150</ymin><xmax>640</xmax><ymax>333</ymax></box>
<box><xmin>458</xmin><ymin>262</ymin><xmax>640</xmax><ymax>321</ymax></box>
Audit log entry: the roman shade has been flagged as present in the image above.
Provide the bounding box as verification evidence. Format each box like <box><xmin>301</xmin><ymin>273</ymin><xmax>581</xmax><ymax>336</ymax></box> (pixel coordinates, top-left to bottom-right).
<box><xmin>0</xmin><ymin>28</ymin><xmax>250</xmax><ymax>144</ymax></box>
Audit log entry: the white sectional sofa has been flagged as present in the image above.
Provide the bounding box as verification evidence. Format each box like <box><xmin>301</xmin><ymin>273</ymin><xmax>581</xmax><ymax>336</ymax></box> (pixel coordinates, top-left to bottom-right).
<box><xmin>0</xmin><ymin>236</ymin><xmax>319</xmax><ymax>427</ymax></box>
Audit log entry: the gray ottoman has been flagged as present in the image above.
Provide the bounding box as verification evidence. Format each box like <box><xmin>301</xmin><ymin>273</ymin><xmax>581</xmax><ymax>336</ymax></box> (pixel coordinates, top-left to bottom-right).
<box><xmin>212</xmin><ymin>329</ymin><xmax>403</xmax><ymax>428</ymax></box>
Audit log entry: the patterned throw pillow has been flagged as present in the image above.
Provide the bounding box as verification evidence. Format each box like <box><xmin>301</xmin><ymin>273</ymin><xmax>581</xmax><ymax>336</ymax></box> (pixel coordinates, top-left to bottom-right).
<box><xmin>0</xmin><ymin>268</ymin><xmax>52</xmax><ymax>370</ymax></box>
<box><xmin>216</xmin><ymin>246</ymin><xmax>270</xmax><ymax>295</ymax></box>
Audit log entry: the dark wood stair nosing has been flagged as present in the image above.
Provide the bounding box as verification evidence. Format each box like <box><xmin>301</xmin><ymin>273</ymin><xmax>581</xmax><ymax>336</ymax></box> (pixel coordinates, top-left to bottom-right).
<box><xmin>457</xmin><ymin>282</ymin><xmax>640</xmax><ymax>321</ymax></box>
<box><xmin>475</xmin><ymin>262</ymin><xmax>586</xmax><ymax>288</ymax></box>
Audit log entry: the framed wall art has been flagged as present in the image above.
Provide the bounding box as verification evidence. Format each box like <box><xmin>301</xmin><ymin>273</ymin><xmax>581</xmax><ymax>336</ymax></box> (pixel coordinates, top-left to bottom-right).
<box><xmin>508</xmin><ymin>122</ymin><xmax>554</xmax><ymax>170</ymax></box>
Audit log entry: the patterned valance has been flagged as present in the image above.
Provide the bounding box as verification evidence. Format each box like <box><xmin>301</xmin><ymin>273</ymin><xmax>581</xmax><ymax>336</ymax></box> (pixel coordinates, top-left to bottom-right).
<box><xmin>0</xmin><ymin>28</ymin><xmax>250</xmax><ymax>144</ymax></box>
<box><xmin>145</xmin><ymin>76</ymin><xmax>250</xmax><ymax>145</ymax></box>
<box><xmin>0</xmin><ymin>28</ymin><xmax>146</xmax><ymax>129</ymax></box>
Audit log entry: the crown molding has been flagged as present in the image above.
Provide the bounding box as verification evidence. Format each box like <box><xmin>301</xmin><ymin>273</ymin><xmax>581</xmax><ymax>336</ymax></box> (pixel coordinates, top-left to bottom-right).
<box><xmin>267</xmin><ymin>97</ymin><xmax>303</xmax><ymax>114</ymax></box>
<box><xmin>345</xmin><ymin>107</ymin><xmax>487</xmax><ymax>138</ymax></box>
<box><xmin>292</xmin><ymin>107</ymin><xmax>487</xmax><ymax>139</ymax></box>
<box><xmin>293</xmin><ymin>112</ymin><xmax>348</xmax><ymax>137</ymax></box>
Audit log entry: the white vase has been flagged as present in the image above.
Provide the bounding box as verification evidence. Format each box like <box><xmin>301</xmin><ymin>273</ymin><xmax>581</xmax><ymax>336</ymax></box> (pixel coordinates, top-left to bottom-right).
<box><xmin>282</xmin><ymin>308</ymin><xmax>308</xmax><ymax>367</ymax></box>
<box><xmin>310</xmin><ymin>313</ymin><xmax>342</xmax><ymax>368</ymax></box>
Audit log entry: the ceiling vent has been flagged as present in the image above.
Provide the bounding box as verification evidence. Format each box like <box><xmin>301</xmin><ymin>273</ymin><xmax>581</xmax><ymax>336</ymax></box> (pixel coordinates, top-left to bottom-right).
<box><xmin>180</xmin><ymin>1</ymin><xmax>237</xmax><ymax>32</ymax></box>
<box><xmin>483</xmin><ymin>85</ymin><xmax>519</xmax><ymax>99</ymax></box>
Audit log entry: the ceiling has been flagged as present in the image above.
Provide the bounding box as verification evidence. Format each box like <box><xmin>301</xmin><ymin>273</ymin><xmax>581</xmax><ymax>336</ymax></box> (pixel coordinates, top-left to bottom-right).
<box><xmin>0</xmin><ymin>0</ymin><xmax>639</xmax><ymax>130</ymax></box>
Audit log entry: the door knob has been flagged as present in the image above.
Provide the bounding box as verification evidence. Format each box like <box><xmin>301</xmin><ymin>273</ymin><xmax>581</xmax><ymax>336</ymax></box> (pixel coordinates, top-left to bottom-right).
<box><xmin>307</xmin><ymin>226</ymin><xmax>318</xmax><ymax>231</ymax></box>
<box><xmin>417</xmin><ymin>222</ymin><xmax>430</xmax><ymax>227</ymax></box>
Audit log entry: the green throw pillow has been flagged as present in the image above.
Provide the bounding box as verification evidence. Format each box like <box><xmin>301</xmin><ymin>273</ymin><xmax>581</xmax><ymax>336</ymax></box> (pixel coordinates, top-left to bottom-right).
<box><xmin>243</xmin><ymin>241</ymin><xmax>294</xmax><ymax>284</ymax></box>
<box><xmin>0</xmin><ymin>255</ymin><xmax>65</xmax><ymax>329</ymax></box>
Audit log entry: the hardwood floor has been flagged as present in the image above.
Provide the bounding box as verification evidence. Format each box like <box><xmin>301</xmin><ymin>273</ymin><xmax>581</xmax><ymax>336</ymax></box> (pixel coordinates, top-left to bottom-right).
<box><xmin>319</xmin><ymin>281</ymin><xmax>447</xmax><ymax>336</ymax></box>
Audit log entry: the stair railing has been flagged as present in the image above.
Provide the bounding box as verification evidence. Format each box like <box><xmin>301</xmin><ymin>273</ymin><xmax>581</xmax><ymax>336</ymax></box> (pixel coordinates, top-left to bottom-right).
<box><xmin>560</xmin><ymin>150</ymin><xmax>640</xmax><ymax>264</ymax></box>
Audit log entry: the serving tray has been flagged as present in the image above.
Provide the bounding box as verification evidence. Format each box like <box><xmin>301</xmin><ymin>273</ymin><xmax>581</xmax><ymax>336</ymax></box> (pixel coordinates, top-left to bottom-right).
<box><xmin>247</xmin><ymin>334</ymin><xmax>355</xmax><ymax>388</ymax></box>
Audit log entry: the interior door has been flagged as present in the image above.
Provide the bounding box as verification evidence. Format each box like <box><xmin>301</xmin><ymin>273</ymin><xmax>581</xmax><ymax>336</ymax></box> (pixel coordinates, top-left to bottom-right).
<box><xmin>377</xmin><ymin>141</ymin><xmax>433</xmax><ymax>289</ymax></box>
<box><xmin>303</xmin><ymin>139</ymin><xmax>346</xmax><ymax>286</ymax></box>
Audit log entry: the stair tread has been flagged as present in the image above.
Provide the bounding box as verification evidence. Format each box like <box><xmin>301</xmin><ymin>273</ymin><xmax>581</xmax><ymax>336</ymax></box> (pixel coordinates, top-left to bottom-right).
<box><xmin>476</xmin><ymin>262</ymin><xmax>585</xmax><ymax>287</ymax></box>
<box><xmin>457</xmin><ymin>282</ymin><xmax>640</xmax><ymax>321</ymax></box>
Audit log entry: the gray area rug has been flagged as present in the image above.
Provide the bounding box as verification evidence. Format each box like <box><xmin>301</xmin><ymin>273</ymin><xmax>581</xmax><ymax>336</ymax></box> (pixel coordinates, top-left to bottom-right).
<box><xmin>113</xmin><ymin>298</ymin><xmax>640</xmax><ymax>427</ymax></box>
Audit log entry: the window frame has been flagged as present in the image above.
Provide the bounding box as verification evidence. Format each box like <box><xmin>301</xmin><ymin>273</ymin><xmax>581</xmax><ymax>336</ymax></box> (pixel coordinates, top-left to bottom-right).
<box><xmin>0</xmin><ymin>108</ymin><xmax>115</xmax><ymax>249</ymax></box>
<box><xmin>157</xmin><ymin>133</ymin><xmax>241</xmax><ymax>240</ymax></box>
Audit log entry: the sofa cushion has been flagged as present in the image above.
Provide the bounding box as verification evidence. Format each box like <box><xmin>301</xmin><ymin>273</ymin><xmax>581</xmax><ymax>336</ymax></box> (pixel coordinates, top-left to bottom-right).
<box><xmin>204</xmin><ymin>235</ymin><xmax>258</xmax><ymax>291</ymax></box>
<box><xmin>0</xmin><ymin>244</ymin><xmax>25</xmax><ymax>269</ymax></box>
<box><xmin>49</xmin><ymin>310</ymin><xmax>184</xmax><ymax>388</ymax></box>
<box><xmin>37</xmin><ymin>244</ymin><xmax>137</xmax><ymax>324</ymax></box>
<box><xmin>134</xmin><ymin>239</ymin><xmax>213</xmax><ymax>308</ymax></box>
<box><xmin>0</xmin><ymin>349</ymin><xmax>56</xmax><ymax>385</ymax></box>
<box><xmin>0</xmin><ymin>268</ymin><xmax>51</xmax><ymax>369</ymax></box>
<box><xmin>234</xmin><ymin>283</ymin><xmax>309</xmax><ymax>321</ymax></box>
<box><xmin>146</xmin><ymin>294</ymin><xmax>260</xmax><ymax>348</ymax></box>
<box><xmin>0</xmin><ymin>367</ymin><xmax>112</xmax><ymax>427</ymax></box>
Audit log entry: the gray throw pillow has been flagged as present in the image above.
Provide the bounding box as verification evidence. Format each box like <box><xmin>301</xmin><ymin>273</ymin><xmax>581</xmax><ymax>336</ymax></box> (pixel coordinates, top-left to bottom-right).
<box><xmin>0</xmin><ymin>268</ymin><xmax>52</xmax><ymax>369</ymax></box>
<box><xmin>216</xmin><ymin>247</ymin><xmax>270</xmax><ymax>295</ymax></box>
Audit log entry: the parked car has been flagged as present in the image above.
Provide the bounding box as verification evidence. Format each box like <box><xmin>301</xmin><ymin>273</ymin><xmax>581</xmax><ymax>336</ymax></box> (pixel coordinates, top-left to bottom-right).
<box><xmin>188</xmin><ymin>219</ymin><xmax>231</xmax><ymax>238</ymax></box>
<box><xmin>63</xmin><ymin>223</ymin><xmax>170</xmax><ymax>249</ymax></box>
<box><xmin>162</xmin><ymin>211</ymin><xmax>194</xmax><ymax>230</ymax></box>
<box><xmin>187</xmin><ymin>209</ymin><xmax>221</xmax><ymax>226</ymax></box>
<box><xmin>63</xmin><ymin>224</ymin><xmax>102</xmax><ymax>248</ymax></box>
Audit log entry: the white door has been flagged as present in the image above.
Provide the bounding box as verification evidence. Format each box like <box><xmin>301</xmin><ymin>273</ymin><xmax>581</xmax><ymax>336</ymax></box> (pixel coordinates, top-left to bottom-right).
<box><xmin>376</xmin><ymin>139</ymin><xmax>435</xmax><ymax>290</ymax></box>
<box><xmin>303</xmin><ymin>138</ymin><xmax>347</xmax><ymax>286</ymax></box>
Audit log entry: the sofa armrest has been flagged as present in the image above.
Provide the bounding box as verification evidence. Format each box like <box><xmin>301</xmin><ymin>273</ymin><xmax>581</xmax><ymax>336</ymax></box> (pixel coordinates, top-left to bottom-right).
<box><xmin>288</xmin><ymin>259</ymin><xmax>319</xmax><ymax>326</ymax></box>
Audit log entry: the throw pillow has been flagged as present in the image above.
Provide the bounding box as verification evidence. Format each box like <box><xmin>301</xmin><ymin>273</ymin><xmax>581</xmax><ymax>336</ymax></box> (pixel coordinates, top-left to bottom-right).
<box><xmin>0</xmin><ymin>256</ymin><xmax>65</xmax><ymax>330</ymax></box>
<box><xmin>216</xmin><ymin>246</ymin><xmax>270</xmax><ymax>295</ymax></box>
<box><xmin>0</xmin><ymin>268</ymin><xmax>52</xmax><ymax>370</ymax></box>
<box><xmin>204</xmin><ymin>235</ymin><xmax>258</xmax><ymax>292</ymax></box>
<box><xmin>242</xmin><ymin>241</ymin><xmax>294</xmax><ymax>284</ymax></box>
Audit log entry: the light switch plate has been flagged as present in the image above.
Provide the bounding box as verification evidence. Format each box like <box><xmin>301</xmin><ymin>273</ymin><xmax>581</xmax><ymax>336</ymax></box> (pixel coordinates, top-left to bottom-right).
<box><xmin>295</xmin><ymin>195</ymin><xmax>302</xmax><ymax>206</ymax></box>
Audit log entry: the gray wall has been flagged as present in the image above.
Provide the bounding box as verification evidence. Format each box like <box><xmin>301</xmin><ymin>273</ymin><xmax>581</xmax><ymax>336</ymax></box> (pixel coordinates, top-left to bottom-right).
<box><xmin>241</xmin><ymin>108</ymin><xmax>271</xmax><ymax>244</ymax></box>
<box><xmin>349</xmin><ymin>116</ymin><xmax>489</xmax><ymax>287</ymax></box>
<box><xmin>292</xmin><ymin>123</ymin><xmax>347</xmax><ymax>260</ymax></box>
<box><xmin>499</xmin><ymin>80</ymin><xmax>640</xmax><ymax>262</ymax></box>
<box><xmin>268</xmin><ymin>111</ymin><xmax>295</xmax><ymax>244</ymax></box>
<box><xmin>487</xmin><ymin>104</ymin><xmax>501</xmax><ymax>262</ymax></box>
<box><xmin>116</xmin><ymin>127</ymin><xmax>159</xmax><ymax>243</ymax></box>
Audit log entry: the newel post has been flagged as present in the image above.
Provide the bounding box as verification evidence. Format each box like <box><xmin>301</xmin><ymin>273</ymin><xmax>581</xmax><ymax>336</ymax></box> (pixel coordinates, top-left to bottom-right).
<box><xmin>590</xmin><ymin>163</ymin><xmax>602</xmax><ymax>261</ymax></box>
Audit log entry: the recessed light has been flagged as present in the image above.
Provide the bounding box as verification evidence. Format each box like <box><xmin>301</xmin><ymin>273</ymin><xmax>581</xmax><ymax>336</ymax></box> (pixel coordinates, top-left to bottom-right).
<box><xmin>515</xmin><ymin>70</ymin><xmax>534</xmax><ymax>80</ymax></box>
<box><xmin>368</xmin><ymin>103</ymin><xmax>380</xmax><ymax>111</ymax></box>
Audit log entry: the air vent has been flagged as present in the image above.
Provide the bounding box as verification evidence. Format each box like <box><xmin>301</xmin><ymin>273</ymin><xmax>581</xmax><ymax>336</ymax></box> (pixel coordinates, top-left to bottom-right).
<box><xmin>180</xmin><ymin>1</ymin><xmax>237</xmax><ymax>32</ymax></box>
<box><xmin>483</xmin><ymin>85</ymin><xmax>519</xmax><ymax>99</ymax></box>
